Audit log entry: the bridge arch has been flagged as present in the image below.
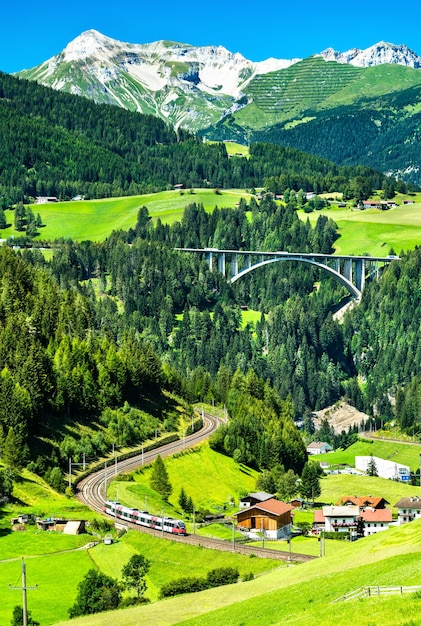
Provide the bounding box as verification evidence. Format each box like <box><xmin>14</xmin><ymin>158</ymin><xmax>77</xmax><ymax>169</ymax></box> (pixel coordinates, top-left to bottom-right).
<box><xmin>176</xmin><ymin>248</ymin><xmax>397</xmax><ymax>300</ymax></box>
<box><xmin>232</xmin><ymin>257</ymin><xmax>362</xmax><ymax>299</ymax></box>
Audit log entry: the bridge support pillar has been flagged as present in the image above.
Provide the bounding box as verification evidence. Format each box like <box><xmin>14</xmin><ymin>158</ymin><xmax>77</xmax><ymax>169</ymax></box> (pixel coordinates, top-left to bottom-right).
<box><xmin>231</xmin><ymin>254</ymin><xmax>238</xmax><ymax>280</ymax></box>
<box><xmin>354</xmin><ymin>259</ymin><xmax>365</xmax><ymax>293</ymax></box>
<box><xmin>218</xmin><ymin>253</ymin><xmax>226</xmax><ymax>276</ymax></box>
<box><xmin>343</xmin><ymin>259</ymin><xmax>352</xmax><ymax>283</ymax></box>
<box><xmin>205</xmin><ymin>251</ymin><xmax>213</xmax><ymax>272</ymax></box>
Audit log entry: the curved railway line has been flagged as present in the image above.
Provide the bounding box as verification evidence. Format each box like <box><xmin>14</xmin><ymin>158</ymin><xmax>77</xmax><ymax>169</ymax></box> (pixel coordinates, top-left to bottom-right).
<box><xmin>76</xmin><ymin>412</ymin><xmax>315</xmax><ymax>563</ymax></box>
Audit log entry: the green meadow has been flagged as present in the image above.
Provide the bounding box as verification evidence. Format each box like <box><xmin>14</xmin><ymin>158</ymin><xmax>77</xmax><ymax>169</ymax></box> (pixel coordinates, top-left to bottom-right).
<box><xmin>108</xmin><ymin>442</ymin><xmax>258</xmax><ymax>518</ymax></box>
<box><xmin>3</xmin><ymin>189</ymin><xmax>421</xmax><ymax>257</ymax></box>
<box><xmin>315</xmin><ymin>438</ymin><xmax>421</xmax><ymax>471</ymax></box>
<box><xmin>2</xmin><ymin>189</ymin><xmax>253</xmax><ymax>242</ymax></box>
<box><xmin>54</xmin><ymin>516</ymin><xmax>421</xmax><ymax>626</ymax></box>
<box><xmin>299</xmin><ymin>196</ymin><xmax>421</xmax><ymax>255</ymax></box>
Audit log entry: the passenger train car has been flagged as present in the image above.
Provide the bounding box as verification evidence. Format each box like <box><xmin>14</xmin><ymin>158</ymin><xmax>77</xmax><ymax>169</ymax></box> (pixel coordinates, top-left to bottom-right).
<box><xmin>104</xmin><ymin>500</ymin><xmax>187</xmax><ymax>535</ymax></box>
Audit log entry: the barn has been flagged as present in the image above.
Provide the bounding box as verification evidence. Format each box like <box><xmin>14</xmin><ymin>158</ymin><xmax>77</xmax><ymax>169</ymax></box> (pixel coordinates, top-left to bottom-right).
<box><xmin>234</xmin><ymin>498</ymin><xmax>293</xmax><ymax>539</ymax></box>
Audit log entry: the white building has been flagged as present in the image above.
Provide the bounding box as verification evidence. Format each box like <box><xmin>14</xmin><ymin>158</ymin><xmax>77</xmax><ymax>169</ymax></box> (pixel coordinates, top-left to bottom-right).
<box><xmin>355</xmin><ymin>456</ymin><xmax>410</xmax><ymax>482</ymax></box>
<box><xmin>395</xmin><ymin>497</ymin><xmax>421</xmax><ymax>525</ymax></box>
<box><xmin>318</xmin><ymin>505</ymin><xmax>392</xmax><ymax>537</ymax></box>
<box><xmin>307</xmin><ymin>441</ymin><xmax>332</xmax><ymax>455</ymax></box>
<box><xmin>322</xmin><ymin>505</ymin><xmax>359</xmax><ymax>535</ymax></box>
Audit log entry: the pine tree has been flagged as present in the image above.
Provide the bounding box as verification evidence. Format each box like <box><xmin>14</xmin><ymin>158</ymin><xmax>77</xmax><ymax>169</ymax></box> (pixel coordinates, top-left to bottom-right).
<box><xmin>178</xmin><ymin>487</ymin><xmax>188</xmax><ymax>512</ymax></box>
<box><xmin>366</xmin><ymin>456</ymin><xmax>378</xmax><ymax>477</ymax></box>
<box><xmin>150</xmin><ymin>455</ymin><xmax>172</xmax><ymax>501</ymax></box>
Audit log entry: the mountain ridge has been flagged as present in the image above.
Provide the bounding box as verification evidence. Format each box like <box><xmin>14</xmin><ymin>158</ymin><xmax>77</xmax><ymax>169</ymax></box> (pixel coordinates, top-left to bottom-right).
<box><xmin>18</xmin><ymin>30</ymin><xmax>421</xmax><ymax>132</ymax></box>
<box><xmin>16</xmin><ymin>30</ymin><xmax>421</xmax><ymax>184</ymax></box>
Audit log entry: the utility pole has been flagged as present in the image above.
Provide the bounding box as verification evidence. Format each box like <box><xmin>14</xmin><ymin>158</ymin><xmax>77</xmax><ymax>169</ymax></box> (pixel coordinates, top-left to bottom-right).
<box><xmin>9</xmin><ymin>557</ymin><xmax>37</xmax><ymax>626</ymax></box>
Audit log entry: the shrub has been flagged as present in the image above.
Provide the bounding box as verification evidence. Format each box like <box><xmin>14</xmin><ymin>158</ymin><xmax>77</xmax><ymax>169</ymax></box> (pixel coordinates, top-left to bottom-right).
<box><xmin>160</xmin><ymin>576</ymin><xmax>207</xmax><ymax>598</ymax></box>
<box><xmin>206</xmin><ymin>567</ymin><xmax>239</xmax><ymax>588</ymax></box>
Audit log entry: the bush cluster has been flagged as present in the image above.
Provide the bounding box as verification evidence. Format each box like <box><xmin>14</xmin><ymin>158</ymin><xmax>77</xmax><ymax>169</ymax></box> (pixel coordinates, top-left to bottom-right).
<box><xmin>160</xmin><ymin>567</ymin><xmax>239</xmax><ymax>598</ymax></box>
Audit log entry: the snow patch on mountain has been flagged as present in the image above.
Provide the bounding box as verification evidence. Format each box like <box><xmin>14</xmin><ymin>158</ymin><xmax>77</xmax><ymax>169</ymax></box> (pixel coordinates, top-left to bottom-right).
<box><xmin>319</xmin><ymin>41</ymin><xmax>421</xmax><ymax>68</ymax></box>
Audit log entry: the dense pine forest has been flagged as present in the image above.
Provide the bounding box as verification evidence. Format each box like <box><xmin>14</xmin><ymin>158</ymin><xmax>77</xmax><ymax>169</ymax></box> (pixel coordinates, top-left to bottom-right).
<box><xmin>0</xmin><ymin>71</ymin><xmax>409</xmax><ymax>206</ymax></box>
<box><xmin>2</xmin><ymin>182</ymin><xmax>421</xmax><ymax>497</ymax></box>
<box><xmin>1</xmin><ymin>70</ymin><xmax>421</xmax><ymax>502</ymax></box>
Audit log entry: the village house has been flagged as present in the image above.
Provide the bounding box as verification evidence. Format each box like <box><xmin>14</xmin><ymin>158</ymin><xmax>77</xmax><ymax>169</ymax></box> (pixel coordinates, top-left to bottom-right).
<box><xmin>239</xmin><ymin>492</ymin><xmax>275</xmax><ymax>509</ymax></box>
<box><xmin>362</xmin><ymin>508</ymin><xmax>393</xmax><ymax>536</ymax></box>
<box><xmin>395</xmin><ymin>497</ymin><xmax>421</xmax><ymax>524</ymax></box>
<box><xmin>313</xmin><ymin>504</ymin><xmax>392</xmax><ymax>537</ymax></box>
<box><xmin>35</xmin><ymin>196</ymin><xmax>58</xmax><ymax>204</ymax></box>
<box><xmin>234</xmin><ymin>498</ymin><xmax>293</xmax><ymax>539</ymax></box>
<box><xmin>307</xmin><ymin>441</ymin><xmax>332</xmax><ymax>455</ymax></box>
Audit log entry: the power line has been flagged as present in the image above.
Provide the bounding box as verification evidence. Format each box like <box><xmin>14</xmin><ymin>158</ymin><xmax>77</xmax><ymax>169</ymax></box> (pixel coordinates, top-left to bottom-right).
<box><xmin>9</xmin><ymin>557</ymin><xmax>37</xmax><ymax>626</ymax></box>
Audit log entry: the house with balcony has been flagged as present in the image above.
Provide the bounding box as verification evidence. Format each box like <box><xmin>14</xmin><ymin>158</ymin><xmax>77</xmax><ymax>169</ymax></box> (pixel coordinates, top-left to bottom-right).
<box><xmin>322</xmin><ymin>505</ymin><xmax>359</xmax><ymax>534</ymax></box>
<box><xmin>395</xmin><ymin>497</ymin><xmax>421</xmax><ymax>524</ymax></box>
<box><xmin>313</xmin><ymin>505</ymin><xmax>392</xmax><ymax>537</ymax></box>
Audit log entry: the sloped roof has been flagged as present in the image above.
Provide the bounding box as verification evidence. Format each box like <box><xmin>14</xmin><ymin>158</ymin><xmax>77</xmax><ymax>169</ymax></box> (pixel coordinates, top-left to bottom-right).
<box><xmin>336</xmin><ymin>496</ymin><xmax>389</xmax><ymax>508</ymax></box>
<box><xmin>240</xmin><ymin>492</ymin><xmax>274</xmax><ymax>502</ymax></box>
<box><xmin>361</xmin><ymin>509</ymin><xmax>392</xmax><ymax>523</ymax></box>
<box><xmin>313</xmin><ymin>510</ymin><xmax>325</xmax><ymax>523</ymax></box>
<box><xmin>395</xmin><ymin>497</ymin><xmax>421</xmax><ymax>510</ymax></box>
<box><xmin>322</xmin><ymin>505</ymin><xmax>359</xmax><ymax>518</ymax></box>
<box><xmin>307</xmin><ymin>441</ymin><xmax>331</xmax><ymax>449</ymax></box>
<box><xmin>63</xmin><ymin>520</ymin><xmax>84</xmax><ymax>534</ymax></box>
<box><xmin>235</xmin><ymin>498</ymin><xmax>293</xmax><ymax>517</ymax></box>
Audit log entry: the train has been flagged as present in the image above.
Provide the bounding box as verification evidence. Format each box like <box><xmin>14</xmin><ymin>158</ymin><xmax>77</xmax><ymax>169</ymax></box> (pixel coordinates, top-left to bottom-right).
<box><xmin>104</xmin><ymin>500</ymin><xmax>187</xmax><ymax>535</ymax></box>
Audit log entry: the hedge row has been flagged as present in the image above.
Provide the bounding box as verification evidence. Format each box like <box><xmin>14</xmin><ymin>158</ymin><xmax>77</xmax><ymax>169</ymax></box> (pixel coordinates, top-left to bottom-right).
<box><xmin>160</xmin><ymin>567</ymin><xmax>239</xmax><ymax>598</ymax></box>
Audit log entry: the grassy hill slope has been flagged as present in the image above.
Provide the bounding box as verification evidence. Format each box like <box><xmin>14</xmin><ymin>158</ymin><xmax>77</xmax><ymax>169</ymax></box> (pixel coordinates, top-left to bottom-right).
<box><xmin>54</xmin><ymin>517</ymin><xmax>421</xmax><ymax>626</ymax></box>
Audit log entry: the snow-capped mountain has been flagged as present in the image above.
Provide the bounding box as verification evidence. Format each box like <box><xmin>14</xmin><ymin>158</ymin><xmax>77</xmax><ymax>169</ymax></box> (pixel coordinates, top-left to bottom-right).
<box><xmin>17</xmin><ymin>31</ymin><xmax>421</xmax><ymax>133</ymax></box>
<box><xmin>319</xmin><ymin>41</ymin><xmax>421</xmax><ymax>68</ymax></box>
<box><xmin>18</xmin><ymin>29</ymin><xmax>297</xmax><ymax>131</ymax></box>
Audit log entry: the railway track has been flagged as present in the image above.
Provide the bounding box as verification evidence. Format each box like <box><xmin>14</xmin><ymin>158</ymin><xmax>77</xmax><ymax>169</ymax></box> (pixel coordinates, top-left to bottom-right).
<box><xmin>76</xmin><ymin>412</ymin><xmax>315</xmax><ymax>563</ymax></box>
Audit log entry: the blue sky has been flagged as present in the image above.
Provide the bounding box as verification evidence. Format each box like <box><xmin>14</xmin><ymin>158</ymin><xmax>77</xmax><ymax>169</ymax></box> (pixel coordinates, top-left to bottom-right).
<box><xmin>2</xmin><ymin>0</ymin><xmax>421</xmax><ymax>73</ymax></box>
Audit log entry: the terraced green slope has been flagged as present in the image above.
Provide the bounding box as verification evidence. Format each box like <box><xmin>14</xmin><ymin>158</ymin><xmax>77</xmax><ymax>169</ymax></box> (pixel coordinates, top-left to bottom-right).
<box><xmin>244</xmin><ymin>57</ymin><xmax>362</xmax><ymax>122</ymax></box>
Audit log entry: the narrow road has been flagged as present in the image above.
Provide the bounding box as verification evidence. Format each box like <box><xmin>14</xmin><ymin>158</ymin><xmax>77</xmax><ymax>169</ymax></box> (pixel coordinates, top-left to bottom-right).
<box><xmin>76</xmin><ymin>411</ymin><xmax>315</xmax><ymax>563</ymax></box>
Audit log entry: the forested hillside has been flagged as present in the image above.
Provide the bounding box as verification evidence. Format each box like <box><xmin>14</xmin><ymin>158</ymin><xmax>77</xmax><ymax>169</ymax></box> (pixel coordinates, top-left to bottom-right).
<box><xmin>0</xmin><ymin>71</ymin><xmax>405</xmax><ymax>206</ymax></box>
<box><xmin>252</xmin><ymin>87</ymin><xmax>421</xmax><ymax>187</ymax></box>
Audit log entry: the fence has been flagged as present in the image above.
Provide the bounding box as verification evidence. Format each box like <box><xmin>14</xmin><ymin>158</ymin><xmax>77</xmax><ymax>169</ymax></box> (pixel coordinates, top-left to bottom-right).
<box><xmin>332</xmin><ymin>585</ymin><xmax>421</xmax><ymax>603</ymax></box>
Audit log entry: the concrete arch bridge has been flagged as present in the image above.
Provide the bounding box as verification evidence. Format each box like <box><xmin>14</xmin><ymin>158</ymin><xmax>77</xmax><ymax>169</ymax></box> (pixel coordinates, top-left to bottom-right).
<box><xmin>176</xmin><ymin>248</ymin><xmax>400</xmax><ymax>300</ymax></box>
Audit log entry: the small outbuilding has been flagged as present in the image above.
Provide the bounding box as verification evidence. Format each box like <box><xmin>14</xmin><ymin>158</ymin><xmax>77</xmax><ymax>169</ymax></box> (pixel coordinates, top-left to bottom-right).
<box><xmin>63</xmin><ymin>520</ymin><xmax>86</xmax><ymax>535</ymax></box>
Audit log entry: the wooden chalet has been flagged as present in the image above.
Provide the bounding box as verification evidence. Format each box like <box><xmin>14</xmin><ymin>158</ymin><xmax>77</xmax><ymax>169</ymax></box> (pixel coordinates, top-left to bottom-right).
<box><xmin>234</xmin><ymin>498</ymin><xmax>293</xmax><ymax>539</ymax></box>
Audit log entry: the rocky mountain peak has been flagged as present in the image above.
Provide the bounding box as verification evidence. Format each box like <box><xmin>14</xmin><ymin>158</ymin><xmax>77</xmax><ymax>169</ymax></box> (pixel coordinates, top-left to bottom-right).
<box><xmin>319</xmin><ymin>41</ymin><xmax>421</xmax><ymax>68</ymax></box>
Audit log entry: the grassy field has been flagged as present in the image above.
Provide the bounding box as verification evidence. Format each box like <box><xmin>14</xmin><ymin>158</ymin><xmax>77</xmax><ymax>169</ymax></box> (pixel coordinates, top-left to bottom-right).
<box><xmin>2</xmin><ymin>188</ymin><xmax>253</xmax><ymax>242</ymax></box>
<box><xmin>0</xmin><ymin>548</ymin><xmax>93</xmax><ymax>625</ymax></box>
<box><xmin>2</xmin><ymin>189</ymin><xmax>421</xmax><ymax>256</ymax></box>
<box><xmin>316</xmin><ymin>438</ymin><xmax>421</xmax><ymax>471</ymax></box>
<box><xmin>1</xmin><ymin>468</ymin><xmax>94</xmax><ymax>524</ymax></box>
<box><xmin>90</xmin><ymin>530</ymin><xmax>280</xmax><ymax>603</ymax></box>
<box><xmin>108</xmin><ymin>442</ymin><xmax>258</xmax><ymax>519</ymax></box>
<box><xmin>299</xmin><ymin>197</ymin><xmax>421</xmax><ymax>255</ymax></box>
<box><xmin>54</xmin><ymin>515</ymin><xmax>421</xmax><ymax>626</ymax></box>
